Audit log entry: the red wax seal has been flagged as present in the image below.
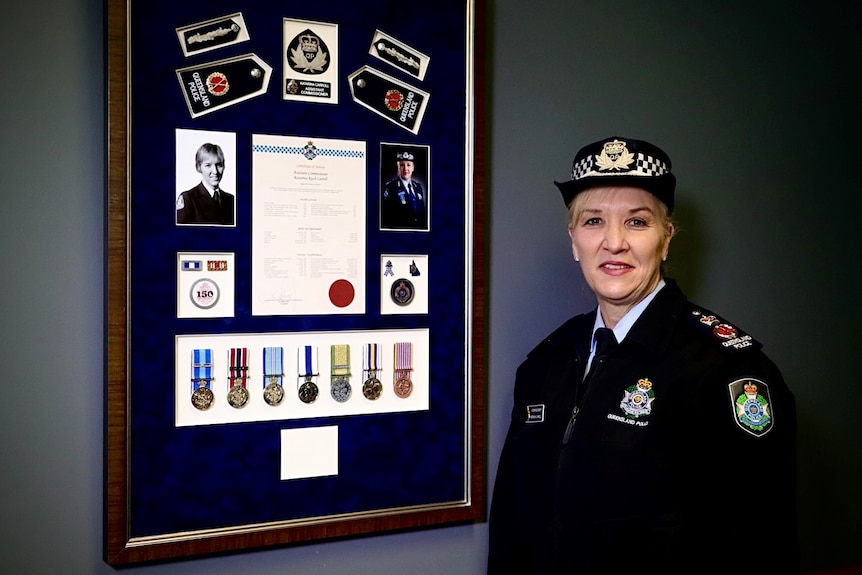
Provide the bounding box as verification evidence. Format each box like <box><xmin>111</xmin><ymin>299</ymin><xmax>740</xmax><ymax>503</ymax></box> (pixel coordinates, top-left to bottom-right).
<box><xmin>329</xmin><ymin>279</ymin><xmax>355</xmax><ymax>308</ymax></box>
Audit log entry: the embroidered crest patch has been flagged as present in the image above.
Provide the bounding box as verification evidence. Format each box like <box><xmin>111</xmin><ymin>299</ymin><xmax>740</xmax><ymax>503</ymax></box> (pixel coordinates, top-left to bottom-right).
<box><xmin>620</xmin><ymin>378</ymin><xmax>655</xmax><ymax>418</ymax></box>
<box><xmin>728</xmin><ymin>378</ymin><xmax>773</xmax><ymax>437</ymax></box>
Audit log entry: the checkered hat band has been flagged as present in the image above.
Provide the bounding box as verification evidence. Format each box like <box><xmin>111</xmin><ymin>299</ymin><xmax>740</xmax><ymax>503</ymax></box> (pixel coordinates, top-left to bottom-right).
<box><xmin>571</xmin><ymin>152</ymin><xmax>670</xmax><ymax>180</ymax></box>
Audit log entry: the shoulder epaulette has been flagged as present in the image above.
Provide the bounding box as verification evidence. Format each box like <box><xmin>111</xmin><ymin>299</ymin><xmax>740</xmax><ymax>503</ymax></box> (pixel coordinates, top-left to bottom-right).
<box><xmin>685</xmin><ymin>304</ymin><xmax>762</xmax><ymax>352</ymax></box>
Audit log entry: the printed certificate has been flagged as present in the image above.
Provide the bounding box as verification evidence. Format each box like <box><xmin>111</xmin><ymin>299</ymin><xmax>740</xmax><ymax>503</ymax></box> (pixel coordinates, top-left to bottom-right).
<box><xmin>251</xmin><ymin>134</ymin><xmax>366</xmax><ymax>315</ymax></box>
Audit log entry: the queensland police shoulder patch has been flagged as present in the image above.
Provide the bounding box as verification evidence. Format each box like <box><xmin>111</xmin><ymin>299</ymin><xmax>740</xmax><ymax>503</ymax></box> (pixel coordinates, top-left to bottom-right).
<box><xmin>728</xmin><ymin>377</ymin><xmax>773</xmax><ymax>437</ymax></box>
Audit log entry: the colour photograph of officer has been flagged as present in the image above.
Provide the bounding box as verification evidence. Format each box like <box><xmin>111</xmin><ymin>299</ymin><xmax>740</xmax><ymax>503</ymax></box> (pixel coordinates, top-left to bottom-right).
<box><xmin>176</xmin><ymin>130</ymin><xmax>236</xmax><ymax>226</ymax></box>
<box><xmin>380</xmin><ymin>144</ymin><xmax>429</xmax><ymax>231</ymax></box>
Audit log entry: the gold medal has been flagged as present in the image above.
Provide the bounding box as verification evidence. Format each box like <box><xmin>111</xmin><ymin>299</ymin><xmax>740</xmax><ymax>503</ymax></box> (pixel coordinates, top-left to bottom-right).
<box><xmin>362</xmin><ymin>375</ymin><xmax>383</xmax><ymax>400</ymax></box>
<box><xmin>191</xmin><ymin>349</ymin><xmax>215</xmax><ymax>410</ymax></box>
<box><xmin>227</xmin><ymin>380</ymin><xmax>250</xmax><ymax>408</ymax></box>
<box><xmin>191</xmin><ymin>383</ymin><xmax>214</xmax><ymax>410</ymax></box>
<box><xmin>362</xmin><ymin>343</ymin><xmax>383</xmax><ymax>400</ymax></box>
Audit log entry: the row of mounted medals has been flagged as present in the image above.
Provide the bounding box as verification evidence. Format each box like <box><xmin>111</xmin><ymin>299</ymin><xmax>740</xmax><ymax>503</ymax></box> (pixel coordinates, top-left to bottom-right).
<box><xmin>189</xmin><ymin>343</ymin><xmax>415</xmax><ymax>411</ymax></box>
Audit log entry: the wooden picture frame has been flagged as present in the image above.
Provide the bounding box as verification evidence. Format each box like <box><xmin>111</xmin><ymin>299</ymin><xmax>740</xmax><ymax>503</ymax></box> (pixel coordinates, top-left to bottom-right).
<box><xmin>106</xmin><ymin>0</ymin><xmax>485</xmax><ymax>565</ymax></box>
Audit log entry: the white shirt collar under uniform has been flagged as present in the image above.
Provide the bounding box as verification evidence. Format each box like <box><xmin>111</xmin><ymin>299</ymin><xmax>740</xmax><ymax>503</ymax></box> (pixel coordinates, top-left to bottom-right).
<box><xmin>590</xmin><ymin>278</ymin><xmax>666</xmax><ymax>351</ymax></box>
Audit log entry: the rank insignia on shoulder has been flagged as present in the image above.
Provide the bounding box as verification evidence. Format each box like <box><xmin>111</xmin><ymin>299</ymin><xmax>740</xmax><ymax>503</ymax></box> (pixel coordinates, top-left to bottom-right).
<box><xmin>525</xmin><ymin>404</ymin><xmax>545</xmax><ymax>423</ymax></box>
<box><xmin>728</xmin><ymin>378</ymin><xmax>773</xmax><ymax>437</ymax></box>
<box><xmin>689</xmin><ymin>308</ymin><xmax>762</xmax><ymax>352</ymax></box>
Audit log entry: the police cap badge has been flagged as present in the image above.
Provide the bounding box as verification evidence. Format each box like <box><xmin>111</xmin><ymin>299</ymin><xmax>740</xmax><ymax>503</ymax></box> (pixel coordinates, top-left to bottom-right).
<box><xmin>555</xmin><ymin>136</ymin><xmax>676</xmax><ymax>212</ymax></box>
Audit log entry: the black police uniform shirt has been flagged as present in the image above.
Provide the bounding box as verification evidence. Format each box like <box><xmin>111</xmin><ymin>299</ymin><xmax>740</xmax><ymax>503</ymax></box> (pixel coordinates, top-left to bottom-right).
<box><xmin>381</xmin><ymin>178</ymin><xmax>427</xmax><ymax>229</ymax></box>
<box><xmin>176</xmin><ymin>182</ymin><xmax>235</xmax><ymax>225</ymax></box>
<box><xmin>487</xmin><ymin>279</ymin><xmax>798</xmax><ymax>574</ymax></box>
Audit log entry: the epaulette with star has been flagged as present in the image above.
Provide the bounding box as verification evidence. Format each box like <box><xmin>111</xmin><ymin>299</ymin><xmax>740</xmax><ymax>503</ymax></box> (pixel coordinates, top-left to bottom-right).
<box><xmin>686</xmin><ymin>305</ymin><xmax>762</xmax><ymax>353</ymax></box>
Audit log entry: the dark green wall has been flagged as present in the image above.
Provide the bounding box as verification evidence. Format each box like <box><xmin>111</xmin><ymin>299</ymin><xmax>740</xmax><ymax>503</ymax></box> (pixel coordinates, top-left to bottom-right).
<box><xmin>1</xmin><ymin>0</ymin><xmax>858</xmax><ymax>573</ymax></box>
<box><xmin>487</xmin><ymin>1</ymin><xmax>861</xmax><ymax>571</ymax></box>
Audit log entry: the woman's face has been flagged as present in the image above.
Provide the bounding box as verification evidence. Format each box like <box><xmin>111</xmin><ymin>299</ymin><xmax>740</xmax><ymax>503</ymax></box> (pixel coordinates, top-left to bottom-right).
<box><xmin>568</xmin><ymin>186</ymin><xmax>673</xmax><ymax>312</ymax></box>
<box><xmin>197</xmin><ymin>153</ymin><xmax>225</xmax><ymax>188</ymax></box>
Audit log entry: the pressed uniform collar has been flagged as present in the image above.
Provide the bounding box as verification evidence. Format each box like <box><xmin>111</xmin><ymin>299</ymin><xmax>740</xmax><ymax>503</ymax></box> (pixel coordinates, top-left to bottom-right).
<box><xmin>528</xmin><ymin>278</ymin><xmax>688</xmax><ymax>360</ymax></box>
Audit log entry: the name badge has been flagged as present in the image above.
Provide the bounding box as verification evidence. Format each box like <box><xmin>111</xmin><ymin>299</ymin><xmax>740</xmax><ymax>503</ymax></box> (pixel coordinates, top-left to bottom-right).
<box><xmin>525</xmin><ymin>404</ymin><xmax>545</xmax><ymax>423</ymax></box>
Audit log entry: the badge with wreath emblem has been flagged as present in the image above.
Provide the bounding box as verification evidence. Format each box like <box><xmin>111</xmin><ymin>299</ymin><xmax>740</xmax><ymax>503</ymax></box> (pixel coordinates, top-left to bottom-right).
<box><xmin>620</xmin><ymin>378</ymin><xmax>655</xmax><ymax>418</ymax></box>
<box><xmin>728</xmin><ymin>378</ymin><xmax>773</xmax><ymax>437</ymax></box>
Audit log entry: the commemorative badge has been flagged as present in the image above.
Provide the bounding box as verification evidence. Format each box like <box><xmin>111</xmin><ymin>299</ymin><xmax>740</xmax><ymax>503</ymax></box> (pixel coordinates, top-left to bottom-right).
<box><xmin>390</xmin><ymin>278</ymin><xmax>415</xmax><ymax>306</ymax></box>
<box><xmin>176</xmin><ymin>13</ymin><xmax>250</xmax><ymax>57</ymax></box>
<box><xmin>330</xmin><ymin>344</ymin><xmax>352</xmax><ymax>402</ymax></box>
<box><xmin>227</xmin><ymin>347</ymin><xmax>250</xmax><ymax>409</ymax></box>
<box><xmin>362</xmin><ymin>343</ymin><xmax>383</xmax><ymax>400</ymax></box>
<box><xmin>190</xmin><ymin>348</ymin><xmax>215</xmax><ymax>411</ymax></box>
<box><xmin>348</xmin><ymin>66</ymin><xmax>430</xmax><ymax>135</ymax></box>
<box><xmin>620</xmin><ymin>378</ymin><xmax>655</xmax><ymax>418</ymax></box>
<box><xmin>262</xmin><ymin>346</ymin><xmax>285</xmax><ymax>406</ymax></box>
<box><xmin>393</xmin><ymin>341</ymin><xmax>414</xmax><ymax>398</ymax></box>
<box><xmin>728</xmin><ymin>378</ymin><xmax>773</xmax><ymax>437</ymax></box>
<box><xmin>367</xmin><ymin>30</ymin><xmax>430</xmax><ymax>81</ymax></box>
<box><xmin>297</xmin><ymin>345</ymin><xmax>319</xmax><ymax>404</ymax></box>
<box><xmin>283</xmin><ymin>18</ymin><xmax>338</xmax><ymax>104</ymax></box>
<box><xmin>190</xmin><ymin>278</ymin><xmax>220</xmax><ymax>309</ymax></box>
<box><xmin>176</xmin><ymin>53</ymin><xmax>272</xmax><ymax>119</ymax></box>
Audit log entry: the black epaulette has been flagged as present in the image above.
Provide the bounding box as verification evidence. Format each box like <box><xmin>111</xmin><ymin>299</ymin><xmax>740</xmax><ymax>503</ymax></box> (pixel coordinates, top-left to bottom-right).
<box><xmin>685</xmin><ymin>304</ymin><xmax>762</xmax><ymax>353</ymax></box>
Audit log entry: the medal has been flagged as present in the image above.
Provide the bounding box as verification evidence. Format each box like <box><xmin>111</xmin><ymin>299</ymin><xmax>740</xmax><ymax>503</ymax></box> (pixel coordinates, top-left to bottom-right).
<box><xmin>298</xmin><ymin>345</ymin><xmax>319</xmax><ymax>404</ymax></box>
<box><xmin>190</xmin><ymin>348</ymin><xmax>215</xmax><ymax>410</ymax></box>
<box><xmin>393</xmin><ymin>341</ymin><xmax>413</xmax><ymax>398</ymax></box>
<box><xmin>330</xmin><ymin>344</ymin><xmax>352</xmax><ymax>402</ymax></box>
<box><xmin>263</xmin><ymin>346</ymin><xmax>285</xmax><ymax>406</ymax></box>
<box><xmin>362</xmin><ymin>343</ymin><xmax>383</xmax><ymax>400</ymax></box>
<box><xmin>191</xmin><ymin>386</ymin><xmax>215</xmax><ymax>410</ymax></box>
<box><xmin>227</xmin><ymin>347</ymin><xmax>250</xmax><ymax>409</ymax></box>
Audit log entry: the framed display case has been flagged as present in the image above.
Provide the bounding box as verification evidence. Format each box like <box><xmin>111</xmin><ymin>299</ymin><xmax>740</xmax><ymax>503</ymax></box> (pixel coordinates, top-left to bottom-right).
<box><xmin>105</xmin><ymin>0</ymin><xmax>485</xmax><ymax>565</ymax></box>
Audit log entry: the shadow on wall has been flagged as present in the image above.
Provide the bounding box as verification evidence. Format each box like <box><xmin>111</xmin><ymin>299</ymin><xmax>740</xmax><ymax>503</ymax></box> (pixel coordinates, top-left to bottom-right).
<box><xmin>662</xmin><ymin>192</ymin><xmax>705</xmax><ymax>300</ymax></box>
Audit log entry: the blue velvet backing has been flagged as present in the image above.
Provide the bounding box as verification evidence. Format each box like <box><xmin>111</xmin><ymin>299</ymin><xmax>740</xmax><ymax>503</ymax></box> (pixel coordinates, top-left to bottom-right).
<box><xmin>127</xmin><ymin>1</ymin><xmax>471</xmax><ymax>537</ymax></box>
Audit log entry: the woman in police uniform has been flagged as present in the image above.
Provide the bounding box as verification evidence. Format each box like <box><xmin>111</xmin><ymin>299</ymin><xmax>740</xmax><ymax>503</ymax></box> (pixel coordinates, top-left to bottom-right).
<box><xmin>487</xmin><ymin>137</ymin><xmax>798</xmax><ymax>574</ymax></box>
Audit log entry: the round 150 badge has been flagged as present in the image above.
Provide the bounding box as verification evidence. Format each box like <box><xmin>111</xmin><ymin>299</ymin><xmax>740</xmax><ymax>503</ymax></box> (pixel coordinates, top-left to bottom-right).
<box><xmin>190</xmin><ymin>278</ymin><xmax>220</xmax><ymax>309</ymax></box>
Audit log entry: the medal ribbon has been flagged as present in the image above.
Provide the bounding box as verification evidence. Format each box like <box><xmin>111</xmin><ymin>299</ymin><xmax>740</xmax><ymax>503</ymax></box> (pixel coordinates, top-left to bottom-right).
<box><xmin>298</xmin><ymin>345</ymin><xmax>318</xmax><ymax>378</ymax></box>
<box><xmin>263</xmin><ymin>346</ymin><xmax>283</xmax><ymax>387</ymax></box>
<box><xmin>395</xmin><ymin>342</ymin><xmax>412</xmax><ymax>373</ymax></box>
<box><xmin>331</xmin><ymin>344</ymin><xmax>351</xmax><ymax>379</ymax></box>
<box><xmin>192</xmin><ymin>348</ymin><xmax>213</xmax><ymax>392</ymax></box>
<box><xmin>363</xmin><ymin>343</ymin><xmax>381</xmax><ymax>374</ymax></box>
<box><xmin>230</xmin><ymin>347</ymin><xmax>248</xmax><ymax>388</ymax></box>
